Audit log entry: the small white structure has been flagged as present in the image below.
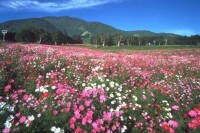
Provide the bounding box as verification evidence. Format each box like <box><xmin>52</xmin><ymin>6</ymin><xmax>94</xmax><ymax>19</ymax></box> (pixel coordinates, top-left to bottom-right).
<box><xmin>2</xmin><ymin>30</ymin><xmax>8</xmax><ymax>43</ymax></box>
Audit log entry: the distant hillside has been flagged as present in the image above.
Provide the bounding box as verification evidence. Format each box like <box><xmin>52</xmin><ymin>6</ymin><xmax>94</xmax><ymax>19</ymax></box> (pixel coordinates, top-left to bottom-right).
<box><xmin>0</xmin><ymin>16</ymin><xmax>180</xmax><ymax>38</ymax></box>
<box><xmin>0</xmin><ymin>18</ymin><xmax>58</xmax><ymax>33</ymax></box>
<box><xmin>43</xmin><ymin>16</ymin><xmax>122</xmax><ymax>37</ymax></box>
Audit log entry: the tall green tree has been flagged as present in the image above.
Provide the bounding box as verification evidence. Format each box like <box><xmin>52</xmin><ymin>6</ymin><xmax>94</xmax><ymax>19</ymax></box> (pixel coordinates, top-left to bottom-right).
<box><xmin>113</xmin><ymin>33</ymin><xmax>123</xmax><ymax>47</ymax></box>
<box><xmin>15</xmin><ymin>27</ymin><xmax>38</xmax><ymax>43</ymax></box>
<box><xmin>36</xmin><ymin>29</ymin><xmax>52</xmax><ymax>44</ymax></box>
<box><xmin>51</xmin><ymin>31</ymin><xmax>66</xmax><ymax>45</ymax></box>
<box><xmin>97</xmin><ymin>33</ymin><xmax>107</xmax><ymax>47</ymax></box>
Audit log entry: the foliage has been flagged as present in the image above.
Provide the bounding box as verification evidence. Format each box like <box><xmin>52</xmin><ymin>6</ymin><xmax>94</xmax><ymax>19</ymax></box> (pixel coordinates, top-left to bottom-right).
<box><xmin>91</xmin><ymin>34</ymin><xmax>200</xmax><ymax>47</ymax></box>
<box><xmin>15</xmin><ymin>27</ymin><xmax>38</xmax><ymax>43</ymax></box>
<box><xmin>14</xmin><ymin>27</ymin><xmax>81</xmax><ymax>45</ymax></box>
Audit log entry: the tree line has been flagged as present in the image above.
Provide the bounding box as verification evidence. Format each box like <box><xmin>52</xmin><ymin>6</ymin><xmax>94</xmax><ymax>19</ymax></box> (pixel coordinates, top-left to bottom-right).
<box><xmin>0</xmin><ymin>26</ymin><xmax>82</xmax><ymax>45</ymax></box>
<box><xmin>1</xmin><ymin>28</ymin><xmax>200</xmax><ymax>46</ymax></box>
<box><xmin>90</xmin><ymin>33</ymin><xmax>200</xmax><ymax>47</ymax></box>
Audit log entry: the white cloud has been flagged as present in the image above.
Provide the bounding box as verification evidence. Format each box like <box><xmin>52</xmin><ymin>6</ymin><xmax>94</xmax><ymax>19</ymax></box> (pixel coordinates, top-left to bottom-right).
<box><xmin>0</xmin><ymin>0</ymin><xmax>121</xmax><ymax>12</ymax></box>
<box><xmin>167</xmin><ymin>29</ymin><xmax>196</xmax><ymax>36</ymax></box>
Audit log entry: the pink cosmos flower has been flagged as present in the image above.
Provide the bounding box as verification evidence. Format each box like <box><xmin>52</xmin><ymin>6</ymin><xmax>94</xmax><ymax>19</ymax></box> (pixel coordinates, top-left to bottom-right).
<box><xmin>188</xmin><ymin>116</ymin><xmax>200</xmax><ymax>129</ymax></box>
<box><xmin>52</xmin><ymin>110</ymin><xmax>58</xmax><ymax>116</ymax></box>
<box><xmin>87</xmin><ymin>119</ymin><xmax>92</xmax><ymax>124</ymax></box>
<box><xmin>75</xmin><ymin>127</ymin><xmax>82</xmax><ymax>132</ymax></box>
<box><xmin>74</xmin><ymin>110</ymin><xmax>81</xmax><ymax>119</ymax></box>
<box><xmin>151</xmin><ymin>92</ymin><xmax>154</xmax><ymax>97</ymax></box>
<box><xmin>10</xmin><ymin>79</ymin><xmax>14</xmax><ymax>83</ymax></box>
<box><xmin>69</xmin><ymin>117</ymin><xmax>76</xmax><ymax>129</ymax></box>
<box><xmin>65</xmin><ymin>108</ymin><xmax>70</xmax><ymax>113</ymax></box>
<box><xmin>79</xmin><ymin>105</ymin><xmax>84</xmax><ymax>111</ymax></box>
<box><xmin>84</xmin><ymin>100</ymin><xmax>92</xmax><ymax>107</ymax></box>
<box><xmin>81</xmin><ymin>118</ymin><xmax>87</xmax><ymax>125</ymax></box>
<box><xmin>188</xmin><ymin>123</ymin><xmax>196</xmax><ymax>129</ymax></box>
<box><xmin>92</xmin><ymin>122</ymin><xmax>99</xmax><ymax>131</ymax></box>
<box><xmin>4</xmin><ymin>85</ymin><xmax>11</xmax><ymax>92</ymax></box>
<box><xmin>11</xmin><ymin>93</ymin><xmax>18</xmax><ymax>100</ymax></box>
<box><xmin>169</xmin><ymin>128</ymin><xmax>175</xmax><ymax>133</ymax></box>
<box><xmin>67</xmin><ymin>102</ymin><xmax>72</xmax><ymax>108</ymax></box>
<box><xmin>3</xmin><ymin>128</ymin><xmax>10</xmax><ymax>133</ymax></box>
<box><xmin>143</xmin><ymin>95</ymin><xmax>147</xmax><ymax>100</ymax></box>
<box><xmin>171</xmin><ymin>105</ymin><xmax>179</xmax><ymax>111</ymax></box>
<box><xmin>23</xmin><ymin>94</ymin><xmax>29</xmax><ymax>101</ymax></box>
<box><xmin>100</xmin><ymin>95</ymin><xmax>106</xmax><ymax>103</ymax></box>
<box><xmin>103</xmin><ymin>111</ymin><xmax>112</xmax><ymax>122</ymax></box>
<box><xmin>57</xmin><ymin>83</ymin><xmax>63</xmax><ymax>90</ymax></box>
<box><xmin>188</xmin><ymin>110</ymin><xmax>198</xmax><ymax>117</ymax></box>
<box><xmin>15</xmin><ymin>112</ymin><xmax>21</xmax><ymax>117</ymax></box>
<box><xmin>57</xmin><ymin>100</ymin><xmax>63</xmax><ymax>105</ymax></box>
<box><xmin>19</xmin><ymin>116</ymin><xmax>26</xmax><ymax>124</ymax></box>
<box><xmin>168</xmin><ymin>120</ymin><xmax>179</xmax><ymax>128</ymax></box>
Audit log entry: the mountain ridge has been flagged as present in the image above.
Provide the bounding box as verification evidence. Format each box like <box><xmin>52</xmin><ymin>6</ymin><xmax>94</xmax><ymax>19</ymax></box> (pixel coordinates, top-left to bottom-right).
<box><xmin>0</xmin><ymin>16</ymin><xmax>181</xmax><ymax>38</ymax></box>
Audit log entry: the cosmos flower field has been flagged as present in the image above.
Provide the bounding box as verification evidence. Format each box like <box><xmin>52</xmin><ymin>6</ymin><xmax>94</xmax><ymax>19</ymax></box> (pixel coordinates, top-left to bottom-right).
<box><xmin>0</xmin><ymin>44</ymin><xmax>200</xmax><ymax>133</ymax></box>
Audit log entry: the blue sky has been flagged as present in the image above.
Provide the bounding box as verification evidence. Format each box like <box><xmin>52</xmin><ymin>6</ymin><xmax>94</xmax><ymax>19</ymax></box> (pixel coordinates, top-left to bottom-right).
<box><xmin>0</xmin><ymin>0</ymin><xmax>199</xmax><ymax>36</ymax></box>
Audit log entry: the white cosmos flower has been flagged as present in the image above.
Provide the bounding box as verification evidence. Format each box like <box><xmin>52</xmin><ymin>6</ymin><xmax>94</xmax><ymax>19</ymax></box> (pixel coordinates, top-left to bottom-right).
<box><xmin>35</xmin><ymin>88</ymin><xmax>39</xmax><ymax>92</ymax></box>
<box><xmin>121</xmin><ymin>125</ymin><xmax>127</xmax><ymax>133</ymax></box>
<box><xmin>51</xmin><ymin>86</ymin><xmax>56</xmax><ymax>90</ymax></box>
<box><xmin>45</xmin><ymin>85</ymin><xmax>49</xmax><ymax>88</ymax></box>
<box><xmin>116</xmin><ymin>93</ymin><xmax>121</xmax><ymax>97</ymax></box>
<box><xmin>60</xmin><ymin>129</ymin><xmax>65</xmax><ymax>133</ymax></box>
<box><xmin>43</xmin><ymin>89</ymin><xmax>48</xmax><ymax>93</ymax></box>
<box><xmin>110</xmin><ymin>108</ymin><xmax>114</xmax><ymax>112</ymax></box>
<box><xmin>111</xmin><ymin>100</ymin><xmax>116</xmax><ymax>104</ymax></box>
<box><xmin>61</xmin><ymin>68</ymin><xmax>65</xmax><ymax>72</ymax></box>
<box><xmin>162</xmin><ymin>100</ymin><xmax>168</xmax><ymax>103</ymax></box>
<box><xmin>135</xmin><ymin>103</ymin><xmax>141</xmax><ymax>108</ymax></box>
<box><xmin>116</xmin><ymin>106</ymin><xmax>121</xmax><ymax>111</ymax></box>
<box><xmin>122</xmin><ymin>102</ymin><xmax>127</xmax><ymax>106</ymax></box>
<box><xmin>118</xmin><ymin>97</ymin><xmax>122</xmax><ymax>101</ymax></box>
<box><xmin>55</xmin><ymin>127</ymin><xmax>61</xmax><ymax>133</ymax></box>
<box><xmin>110</xmin><ymin>94</ymin><xmax>114</xmax><ymax>98</ymax></box>
<box><xmin>115</xmin><ymin>83</ymin><xmax>119</xmax><ymax>86</ymax></box>
<box><xmin>109</xmin><ymin>81</ymin><xmax>115</xmax><ymax>86</ymax></box>
<box><xmin>39</xmin><ymin>86</ymin><xmax>45</xmax><ymax>92</ymax></box>
<box><xmin>37</xmin><ymin>113</ymin><xmax>41</xmax><ymax>118</ymax></box>
<box><xmin>6</xmin><ymin>115</ymin><xmax>14</xmax><ymax>122</ymax></box>
<box><xmin>97</xmin><ymin>85</ymin><xmax>101</xmax><ymax>89</ymax></box>
<box><xmin>132</xmin><ymin>95</ymin><xmax>138</xmax><ymax>101</ymax></box>
<box><xmin>120</xmin><ymin>116</ymin><xmax>124</xmax><ymax>121</ymax></box>
<box><xmin>28</xmin><ymin>115</ymin><xmax>35</xmax><ymax>121</ymax></box>
<box><xmin>4</xmin><ymin>121</ymin><xmax>12</xmax><ymax>128</ymax></box>
<box><xmin>0</xmin><ymin>102</ymin><xmax>6</xmax><ymax>109</ymax></box>
<box><xmin>50</xmin><ymin>126</ymin><xmax>56</xmax><ymax>132</ymax></box>
<box><xmin>106</xmin><ymin>87</ymin><xmax>110</xmax><ymax>91</ymax></box>
<box><xmin>7</xmin><ymin>105</ymin><xmax>14</xmax><ymax>112</ymax></box>
<box><xmin>164</xmin><ymin>108</ymin><xmax>171</xmax><ymax>111</ymax></box>
<box><xmin>82</xmin><ymin>83</ymin><xmax>86</xmax><ymax>87</ymax></box>
<box><xmin>167</xmin><ymin>113</ymin><xmax>173</xmax><ymax>118</ymax></box>
<box><xmin>101</xmin><ymin>84</ymin><xmax>106</xmax><ymax>88</ymax></box>
<box><xmin>118</xmin><ymin>87</ymin><xmax>122</xmax><ymax>92</ymax></box>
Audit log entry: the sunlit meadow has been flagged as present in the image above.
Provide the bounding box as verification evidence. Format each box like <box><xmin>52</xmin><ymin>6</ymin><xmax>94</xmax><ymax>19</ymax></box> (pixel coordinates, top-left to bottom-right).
<box><xmin>0</xmin><ymin>44</ymin><xmax>200</xmax><ymax>133</ymax></box>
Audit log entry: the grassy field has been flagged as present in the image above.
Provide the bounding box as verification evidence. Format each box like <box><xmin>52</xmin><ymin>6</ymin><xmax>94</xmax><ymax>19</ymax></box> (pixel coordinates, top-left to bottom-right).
<box><xmin>94</xmin><ymin>45</ymin><xmax>200</xmax><ymax>51</ymax></box>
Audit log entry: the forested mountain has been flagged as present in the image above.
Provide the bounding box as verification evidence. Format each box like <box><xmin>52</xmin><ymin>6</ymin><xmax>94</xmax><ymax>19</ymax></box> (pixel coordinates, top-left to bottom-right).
<box><xmin>2</xmin><ymin>16</ymin><xmax>198</xmax><ymax>46</ymax></box>
<box><xmin>0</xmin><ymin>16</ymin><xmax>179</xmax><ymax>38</ymax></box>
<box><xmin>0</xmin><ymin>18</ymin><xmax>58</xmax><ymax>33</ymax></box>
